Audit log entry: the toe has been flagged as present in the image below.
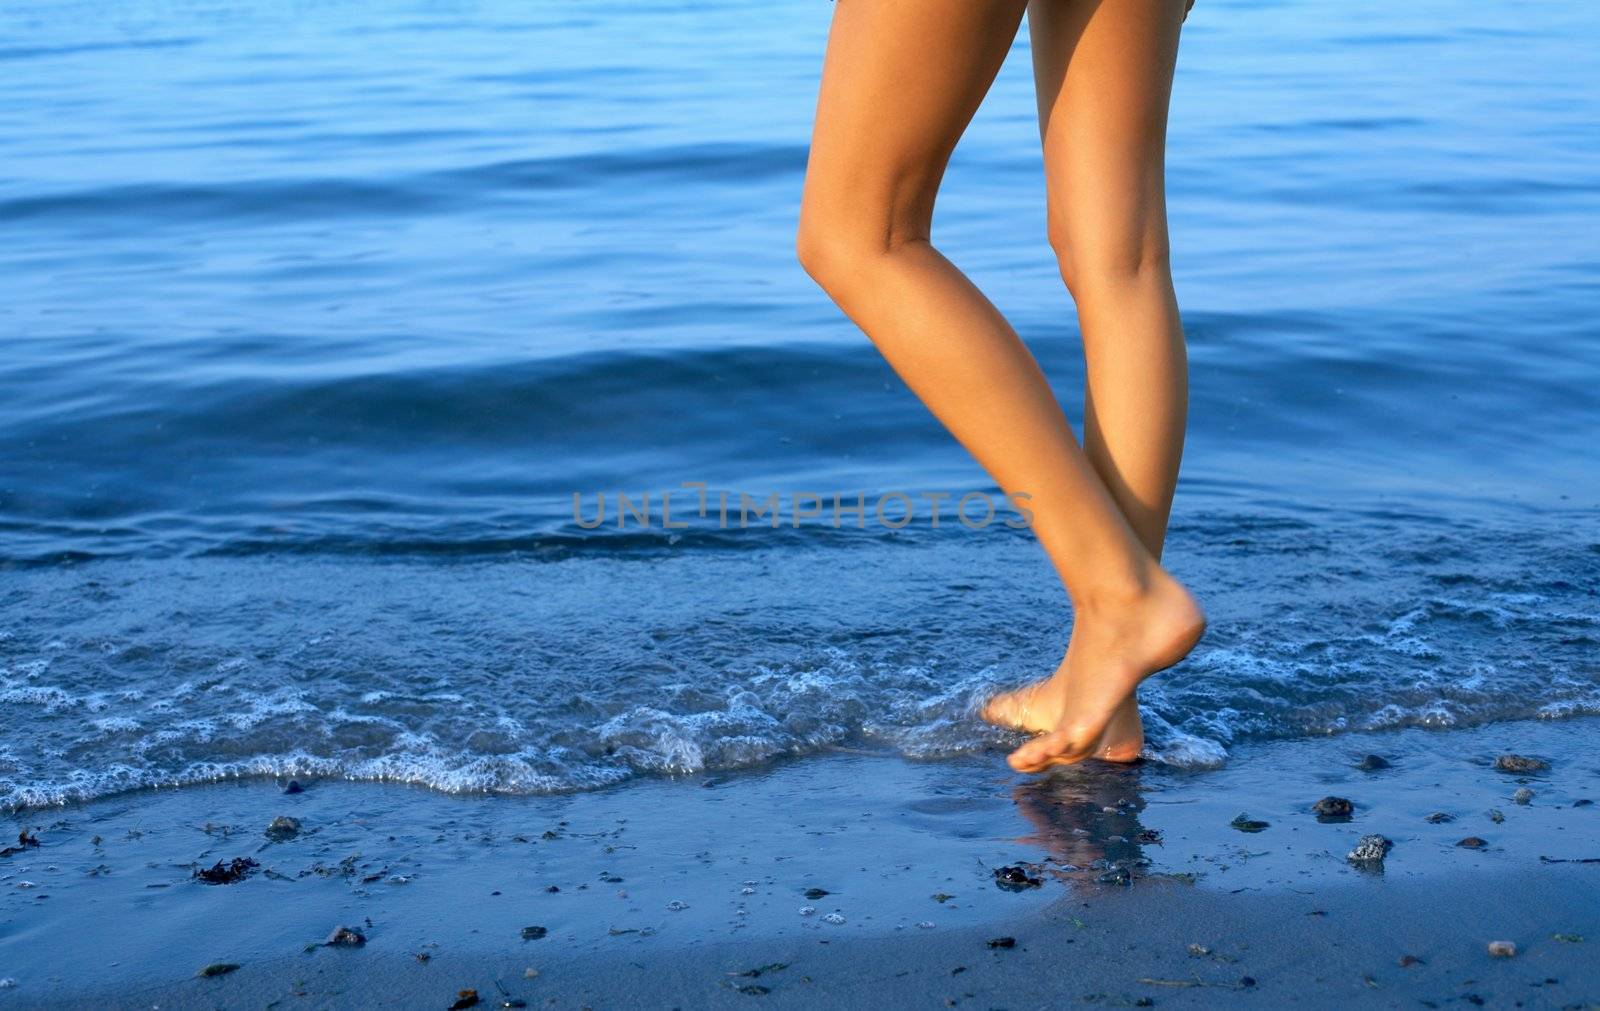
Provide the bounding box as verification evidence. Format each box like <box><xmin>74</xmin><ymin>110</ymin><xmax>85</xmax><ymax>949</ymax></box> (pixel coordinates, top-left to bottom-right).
<box><xmin>1007</xmin><ymin>729</ymin><xmax>1080</xmax><ymax>772</ymax></box>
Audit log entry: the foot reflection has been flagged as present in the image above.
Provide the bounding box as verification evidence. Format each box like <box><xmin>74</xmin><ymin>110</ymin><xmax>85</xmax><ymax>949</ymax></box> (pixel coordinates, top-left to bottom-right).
<box><xmin>1009</xmin><ymin>762</ymin><xmax>1158</xmax><ymax>886</ymax></box>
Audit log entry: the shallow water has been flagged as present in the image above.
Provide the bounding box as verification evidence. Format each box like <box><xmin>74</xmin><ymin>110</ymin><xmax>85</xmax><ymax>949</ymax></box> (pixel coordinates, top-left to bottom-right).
<box><xmin>1</xmin><ymin>0</ymin><xmax>1597</xmax><ymax>807</ymax></box>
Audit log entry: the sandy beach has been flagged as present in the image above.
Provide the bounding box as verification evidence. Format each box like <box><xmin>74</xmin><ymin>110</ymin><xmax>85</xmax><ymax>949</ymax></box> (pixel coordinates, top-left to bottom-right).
<box><xmin>3</xmin><ymin>717</ymin><xmax>1596</xmax><ymax>1009</ymax></box>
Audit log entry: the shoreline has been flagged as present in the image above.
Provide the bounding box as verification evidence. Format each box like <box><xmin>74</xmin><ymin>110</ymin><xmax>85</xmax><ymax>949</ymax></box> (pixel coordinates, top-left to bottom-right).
<box><xmin>2</xmin><ymin>718</ymin><xmax>1597</xmax><ymax>1008</ymax></box>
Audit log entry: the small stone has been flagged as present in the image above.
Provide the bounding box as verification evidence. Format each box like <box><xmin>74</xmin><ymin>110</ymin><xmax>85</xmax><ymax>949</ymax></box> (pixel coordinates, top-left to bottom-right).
<box><xmin>666</xmin><ymin>900</ymin><xmax>688</xmax><ymax>911</ymax></box>
<box><xmin>1187</xmin><ymin>943</ymin><xmax>1210</xmax><ymax>956</ymax></box>
<box><xmin>1513</xmin><ymin>787</ymin><xmax>1535</xmax><ymax>805</ymax></box>
<box><xmin>822</xmin><ymin>913</ymin><xmax>845</xmax><ymax>925</ymax></box>
<box><xmin>798</xmin><ymin>906</ymin><xmax>816</xmax><ymax>917</ymax></box>
<box><xmin>986</xmin><ymin>936</ymin><xmax>1016</xmax><ymax>949</ymax></box>
<box><xmin>1096</xmin><ymin>865</ymin><xmax>1132</xmax><ymax>886</ymax></box>
<box><xmin>283</xmin><ymin>780</ymin><xmax>305</xmax><ymax>794</ymax></box>
<box><xmin>1494</xmin><ymin>755</ymin><xmax>1548</xmax><ymax>773</ymax></box>
<box><xmin>264</xmin><ymin>816</ymin><xmax>302</xmax><ymax>842</ymax></box>
<box><xmin>917</xmin><ymin>921</ymin><xmax>935</xmax><ymax>929</ymax></box>
<box><xmin>993</xmin><ymin>865</ymin><xmax>1043</xmax><ymax>890</ymax></box>
<box><xmin>1573</xmin><ymin>798</ymin><xmax>1593</xmax><ymax>808</ymax></box>
<box><xmin>197</xmin><ymin>963</ymin><xmax>240</xmax><ymax>977</ymax></box>
<box><xmin>545</xmin><ymin>885</ymin><xmax>560</xmax><ymax>893</ymax></box>
<box><xmin>803</xmin><ymin>887</ymin><xmax>830</xmax><ymax>900</ymax></box>
<box><xmin>1457</xmin><ymin>836</ymin><xmax>1488</xmax><ymax>849</ymax></box>
<box><xmin>1425</xmin><ymin>812</ymin><xmax>1454</xmax><ymax>824</ymax></box>
<box><xmin>325</xmin><ymin>926</ymin><xmax>365</xmax><ymax>947</ymax></box>
<box><xmin>1230</xmin><ymin>813</ymin><xmax>1270</xmax><ymax>833</ymax></box>
<box><xmin>1399</xmin><ymin>954</ymin><xmax>1422</xmax><ymax>967</ymax></box>
<box><xmin>523</xmin><ymin>968</ymin><xmax>539</xmax><ymax>979</ymax></box>
<box><xmin>1488</xmin><ymin>808</ymin><xmax>1505</xmax><ymax>823</ymax></box>
<box><xmin>1356</xmin><ymin>754</ymin><xmax>1391</xmax><ymax>771</ymax></box>
<box><xmin>520</xmin><ymin>926</ymin><xmax>547</xmax><ymax>940</ymax></box>
<box><xmin>1347</xmin><ymin>834</ymin><xmax>1393</xmax><ymax>868</ymax></box>
<box><xmin>932</xmin><ymin>893</ymin><xmax>954</xmax><ymax>903</ymax></box>
<box><xmin>1486</xmin><ymin>940</ymin><xmax>1516</xmax><ymax>958</ymax></box>
<box><xmin>194</xmin><ymin>857</ymin><xmax>259</xmax><ymax>885</ymax></box>
<box><xmin>448</xmin><ymin>989</ymin><xmax>480</xmax><ymax>1010</ymax></box>
<box><xmin>1312</xmin><ymin>797</ymin><xmax>1355</xmax><ymax>822</ymax></box>
<box><xmin>1240</xmin><ymin>976</ymin><xmax>1257</xmax><ymax>987</ymax></box>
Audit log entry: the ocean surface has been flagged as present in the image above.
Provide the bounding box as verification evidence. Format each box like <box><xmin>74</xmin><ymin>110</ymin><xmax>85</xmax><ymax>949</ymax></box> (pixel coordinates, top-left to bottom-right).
<box><xmin>1</xmin><ymin>0</ymin><xmax>1597</xmax><ymax>809</ymax></box>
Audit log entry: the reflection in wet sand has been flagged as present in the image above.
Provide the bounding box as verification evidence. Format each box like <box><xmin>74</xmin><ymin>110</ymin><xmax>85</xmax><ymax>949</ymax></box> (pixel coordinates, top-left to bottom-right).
<box><xmin>1009</xmin><ymin>763</ymin><xmax>1165</xmax><ymax>887</ymax></box>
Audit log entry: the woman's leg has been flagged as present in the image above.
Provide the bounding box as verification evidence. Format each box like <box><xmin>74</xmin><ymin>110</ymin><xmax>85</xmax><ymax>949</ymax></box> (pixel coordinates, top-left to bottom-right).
<box><xmin>798</xmin><ymin>0</ymin><xmax>1204</xmax><ymax>772</ymax></box>
<box><xmin>980</xmin><ymin>0</ymin><xmax>1191</xmax><ymax>762</ymax></box>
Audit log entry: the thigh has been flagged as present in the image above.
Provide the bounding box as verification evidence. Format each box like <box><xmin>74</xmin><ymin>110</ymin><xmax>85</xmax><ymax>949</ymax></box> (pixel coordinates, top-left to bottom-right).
<box><xmin>801</xmin><ymin>0</ymin><xmax>1029</xmax><ymax>245</ymax></box>
<box><xmin>1028</xmin><ymin>0</ymin><xmax>1186</xmax><ymax>269</ymax></box>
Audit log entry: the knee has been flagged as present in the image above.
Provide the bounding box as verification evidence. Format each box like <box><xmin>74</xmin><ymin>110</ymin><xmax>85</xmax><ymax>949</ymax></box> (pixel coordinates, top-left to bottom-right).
<box><xmin>796</xmin><ymin>192</ymin><xmax>926</xmax><ymax>304</ymax></box>
<box><xmin>795</xmin><ymin>215</ymin><xmax>884</xmax><ymax>305</ymax></box>
<box><xmin>1046</xmin><ymin>218</ymin><xmax>1171</xmax><ymax>301</ymax></box>
<box><xmin>794</xmin><ymin>213</ymin><xmax>846</xmax><ymax>293</ymax></box>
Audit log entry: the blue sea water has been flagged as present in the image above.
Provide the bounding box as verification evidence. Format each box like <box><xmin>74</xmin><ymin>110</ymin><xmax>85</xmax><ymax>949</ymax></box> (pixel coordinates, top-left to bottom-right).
<box><xmin>1</xmin><ymin>0</ymin><xmax>1597</xmax><ymax>808</ymax></box>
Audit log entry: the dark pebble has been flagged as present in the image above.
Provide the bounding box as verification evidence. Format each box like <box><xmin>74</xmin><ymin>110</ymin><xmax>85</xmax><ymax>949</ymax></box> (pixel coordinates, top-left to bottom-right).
<box><xmin>194</xmin><ymin>857</ymin><xmax>259</xmax><ymax>885</ymax></box>
<box><xmin>1230</xmin><ymin>813</ymin><xmax>1270</xmax><ymax>833</ymax></box>
<box><xmin>545</xmin><ymin>885</ymin><xmax>560</xmax><ymax>893</ymax></box>
<box><xmin>283</xmin><ymin>780</ymin><xmax>305</xmax><ymax>794</ymax></box>
<box><xmin>1399</xmin><ymin>954</ymin><xmax>1422</xmax><ymax>967</ymax></box>
<box><xmin>1240</xmin><ymin>976</ymin><xmax>1257</xmax><ymax>987</ymax></box>
<box><xmin>325</xmin><ymin>925</ymin><xmax>365</xmax><ymax>947</ymax></box>
<box><xmin>520</xmin><ymin>926</ymin><xmax>548</xmax><ymax>940</ymax></box>
<box><xmin>993</xmin><ymin>866</ymin><xmax>1042</xmax><ymax>891</ymax></box>
<box><xmin>737</xmin><ymin>984</ymin><xmax>770</xmax><ymax>996</ymax></box>
<box><xmin>448</xmin><ymin>990</ymin><xmax>480</xmax><ymax>1010</ymax></box>
<box><xmin>1135</xmin><ymin>828</ymin><xmax>1163</xmax><ymax>845</ymax></box>
<box><xmin>1355</xmin><ymin>754</ymin><xmax>1391</xmax><ymax>771</ymax></box>
<box><xmin>1425</xmin><ymin>812</ymin><xmax>1454</xmax><ymax>824</ymax></box>
<box><xmin>804</xmin><ymin>887</ymin><xmax>830</xmax><ymax>900</ymax></box>
<box><xmin>1312</xmin><ymin>797</ymin><xmax>1354</xmax><ymax>822</ymax></box>
<box><xmin>264</xmin><ymin>816</ymin><xmax>302</xmax><ymax>842</ymax></box>
<box><xmin>197</xmin><ymin>963</ymin><xmax>240</xmax><ymax>978</ymax></box>
<box><xmin>1574</xmin><ymin>799</ymin><xmax>1593</xmax><ymax>807</ymax></box>
<box><xmin>1096</xmin><ymin>866</ymin><xmax>1132</xmax><ymax>886</ymax></box>
<box><xmin>1494</xmin><ymin>754</ymin><xmax>1548</xmax><ymax>773</ymax></box>
<box><xmin>1457</xmin><ymin>837</ymin><xmax>1488</xmax><ymax>849</ymax></box>
<box><xmin>987</xmin><ymin>937</ymin><xmax>1017</xmax><ymax>949</ymax></box>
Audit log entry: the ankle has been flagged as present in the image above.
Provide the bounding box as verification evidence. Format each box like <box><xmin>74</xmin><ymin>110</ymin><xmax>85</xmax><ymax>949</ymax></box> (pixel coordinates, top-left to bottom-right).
<box><xmin>1072</xmin><ymin>564</ymin><xmax>1173</xmax><ymax>620</ymax></box>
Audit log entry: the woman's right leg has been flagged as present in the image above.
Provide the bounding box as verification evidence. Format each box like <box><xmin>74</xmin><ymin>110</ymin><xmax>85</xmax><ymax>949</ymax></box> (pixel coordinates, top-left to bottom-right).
<box><xmin>980</xmin><ymin>0</ymin><xmax>1191</xmax><ymax>762</ymax></box>
<box><xmin>797</xmin><ymin>0</ymin><xmax>1204</xmax><ymax>771</ymax></box>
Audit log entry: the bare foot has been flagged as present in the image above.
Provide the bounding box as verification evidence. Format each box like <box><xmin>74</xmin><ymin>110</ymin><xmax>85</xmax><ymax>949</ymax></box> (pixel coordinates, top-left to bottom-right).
<box><xmin>981</xmin><ymin>678</ymin><xmax>1145</xmax><ymax>763</ymax></box>
<box><xmin>1003</xmin><ymin>572</ymin><xmax>1205</xmax><ymax>773</ymax></box>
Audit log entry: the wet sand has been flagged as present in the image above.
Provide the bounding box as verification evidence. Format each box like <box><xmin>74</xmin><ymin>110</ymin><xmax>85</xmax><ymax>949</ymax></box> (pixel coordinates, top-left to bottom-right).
<box><xmin>2</xmin><ymin>718</ymin><xmax>1597</xmax><ymax>1008</ymax></box>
